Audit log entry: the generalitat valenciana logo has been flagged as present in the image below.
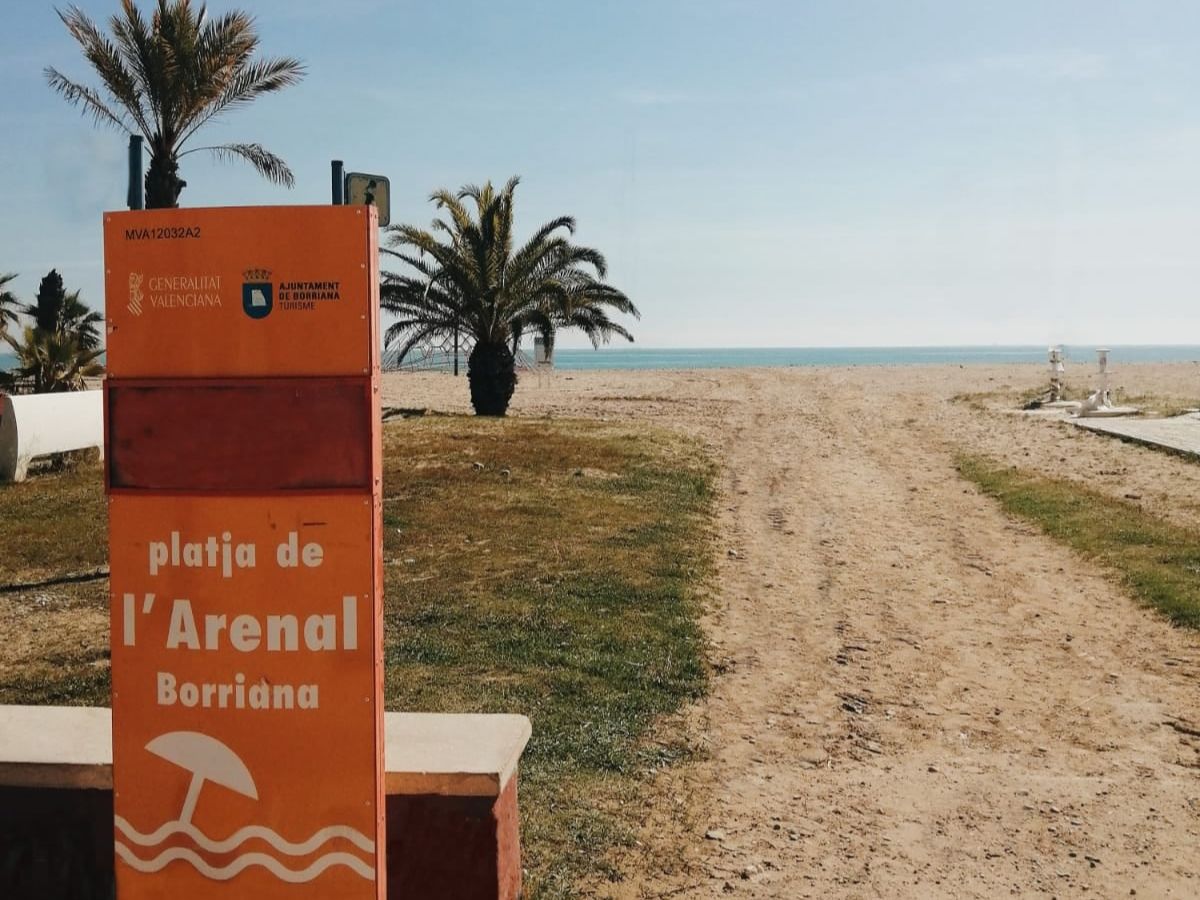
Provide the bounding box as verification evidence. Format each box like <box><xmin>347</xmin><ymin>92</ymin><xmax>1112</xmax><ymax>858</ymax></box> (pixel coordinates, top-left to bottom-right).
<box><xmin>128</xmin><ymin>272</ymin><xmax>145</xmax><ymax>316</ymax></box>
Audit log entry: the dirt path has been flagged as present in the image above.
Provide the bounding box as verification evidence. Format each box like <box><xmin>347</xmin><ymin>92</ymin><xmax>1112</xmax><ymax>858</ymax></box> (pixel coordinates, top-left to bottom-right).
<box><xmin>384</xmin><ymin>365</ymin><xmax>1200</xmax><ymax>896</ymax></box>
<box><xmin>576</xmin><ymin>368</ymin><xmax>1200</xmax><ymax>898</ymax></box>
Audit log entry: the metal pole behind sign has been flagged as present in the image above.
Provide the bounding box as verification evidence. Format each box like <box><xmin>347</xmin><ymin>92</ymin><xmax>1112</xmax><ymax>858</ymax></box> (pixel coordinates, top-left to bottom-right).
<box><xmin>331</xmin><ymin>160</ymin><xmax>345</xmax><ymax>204</ymax></box>
<box><xmin>127</xmin><ymin>135</ymin><xmax>144</xmax><ymax>210</ymax></box>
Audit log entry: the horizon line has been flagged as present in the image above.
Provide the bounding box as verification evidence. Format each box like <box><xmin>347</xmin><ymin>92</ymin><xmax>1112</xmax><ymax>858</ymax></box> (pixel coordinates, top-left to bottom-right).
<box><xmin>548</xmin><ymin>342</ymin><xmax>1200</xmax><ymax>351</ymax></box>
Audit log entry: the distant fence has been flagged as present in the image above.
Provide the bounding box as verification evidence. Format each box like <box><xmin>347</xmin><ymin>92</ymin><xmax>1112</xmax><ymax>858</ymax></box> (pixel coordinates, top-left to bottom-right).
<box><xmin>383</xmin><ymin>346</ymin><xmax>467</xmax><ymax>373</ymax></box>
<box><xmin>383</xmin><ymin>342</ymin><xmax>533</xmax><ymax>373</ymax></box>
<box><xmin>1</xmin><ymin>379</ymin><xmax>34</xmax><ymax>396</ymax></box>
<box><xmin>0</xmin><ymin>378</ymin><xmax>103</xmax><ymax>395</ymax></box>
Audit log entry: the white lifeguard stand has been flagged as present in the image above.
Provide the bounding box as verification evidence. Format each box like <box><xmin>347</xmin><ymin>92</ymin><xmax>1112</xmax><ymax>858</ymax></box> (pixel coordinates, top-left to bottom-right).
<box><xmin>533</xmin><ymin>336</ymin><xmax>554</xmax><ymax>387</ymax></box>
<box><xmin>1039</xmin><ymin>345</ymin><xmax>1082</xmax><ymax>409</ymax></box>
<box><xmin>1048</xmin><ymin>346</ymin><xmax>1066</xmax><ymax>402</ymax></box>
<box><xmin>1076</xmin><ymin>347</ymin><xmax>1138</xmax><ymax>417</ymax></box>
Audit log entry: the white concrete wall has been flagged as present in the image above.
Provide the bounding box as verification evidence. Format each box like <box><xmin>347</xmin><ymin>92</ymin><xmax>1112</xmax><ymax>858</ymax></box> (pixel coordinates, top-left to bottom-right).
<box><xmin>0</xmin><ymin>391</ymin><xmax>103</xmax><ymax>483</ymax></box>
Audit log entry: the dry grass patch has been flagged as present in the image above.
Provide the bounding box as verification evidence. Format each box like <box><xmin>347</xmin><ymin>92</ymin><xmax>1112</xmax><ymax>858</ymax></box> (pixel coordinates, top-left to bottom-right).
<box><xmin>952</xmin><ymin>382</ymin><xmax>1197</xmax><ymax>417</ymax></box>
<box><xmin>0</xmin><ymin>460</ymin><xmax>110</xmax><ymax>706</ymax></box>
<box><xmin>959</xmin><ymin>455</ymin><xmax>1200</xmax><ymax>629</ymax></box>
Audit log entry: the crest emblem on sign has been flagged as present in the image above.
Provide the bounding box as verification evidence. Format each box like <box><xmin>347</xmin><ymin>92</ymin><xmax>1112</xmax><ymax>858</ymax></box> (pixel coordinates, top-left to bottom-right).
<box><xmin>128</xmin><ymin>272</ymin><xmax>144</xmax><ymax>317</ymax></box>
<box><xmin>242</xmin><ymin>268</ymin><xmax>273</xmax><ymax>320</ymax></box>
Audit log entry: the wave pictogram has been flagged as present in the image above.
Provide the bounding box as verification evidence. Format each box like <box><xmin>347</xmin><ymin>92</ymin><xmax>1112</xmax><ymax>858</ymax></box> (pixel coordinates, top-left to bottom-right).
<box><xmin>114</xmin><ymin>843</ymin><xmax>375</xmax><ymax>882</ymax></box>
<box><xmin>114</xmin><ymin>816</ymin><xmax>375</xmax><ymax>855</ymax></box>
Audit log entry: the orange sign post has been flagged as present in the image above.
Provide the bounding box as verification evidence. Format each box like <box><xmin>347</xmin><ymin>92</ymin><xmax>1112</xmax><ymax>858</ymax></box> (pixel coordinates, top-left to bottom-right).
<box><xmin>103</xmin><ymin>205</ymin><xmax>384</xmax><ymax>898</ymax></box>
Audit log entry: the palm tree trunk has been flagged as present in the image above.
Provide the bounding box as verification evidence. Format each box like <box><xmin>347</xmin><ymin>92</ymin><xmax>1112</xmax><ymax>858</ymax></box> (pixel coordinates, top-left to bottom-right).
<box><xmin>145</xmin><ymin>152</ymin><xmax>185</xmax><ymax>209</ymax></box>
<box><xmin>467</xmin><ymin>340</ymin><xmax>517</xmax><ymax>416</ymax></box>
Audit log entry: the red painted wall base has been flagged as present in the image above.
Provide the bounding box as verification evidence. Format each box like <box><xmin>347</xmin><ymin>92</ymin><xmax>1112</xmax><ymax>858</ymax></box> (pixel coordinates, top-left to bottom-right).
<box><xmin>386</xmin><ymin>776</ymin><xmax>522</xmax><ymax>900</ymax></box>
<box><xmin>0</xmin><ymin>779</ymin><xmax>522</xmax><ymax>899</ymax></box>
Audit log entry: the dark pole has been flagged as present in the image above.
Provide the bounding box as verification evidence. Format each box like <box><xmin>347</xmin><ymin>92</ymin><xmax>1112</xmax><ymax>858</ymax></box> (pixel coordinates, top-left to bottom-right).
<box><xmin>127</xmin><ymin>135</ymin><xmax>144</xmax><ymax>210</ymax></box>
<box><xmin>331</xmin><ymin>160</ymin><xmax>345</xmax><ymax>205</ymax></box>
<box><xmin>453</xmin><ymin>327</ymin><xmax>459</xmax><ymax>377</ymax></box>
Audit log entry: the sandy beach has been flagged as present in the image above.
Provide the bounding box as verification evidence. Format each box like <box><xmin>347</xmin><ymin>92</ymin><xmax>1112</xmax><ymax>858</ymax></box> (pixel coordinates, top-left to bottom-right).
<box><xmin>385</xmin><ymin>362</ymin><xmax>1200</xmax><ymax>897</ymax></box>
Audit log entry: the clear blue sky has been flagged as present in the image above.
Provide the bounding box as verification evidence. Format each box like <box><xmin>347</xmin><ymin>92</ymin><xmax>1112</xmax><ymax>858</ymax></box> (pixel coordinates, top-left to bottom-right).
<box><xmin>4</xmin><ymin>0</ymin><xmax>1200</xmax><ymax>348</ymax></box>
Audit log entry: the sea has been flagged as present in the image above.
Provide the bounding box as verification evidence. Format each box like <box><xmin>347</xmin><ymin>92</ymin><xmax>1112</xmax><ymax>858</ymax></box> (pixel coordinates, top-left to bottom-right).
<box><xmin>5</xmin><ymin>345</ymin><xmax>1200</xmax><ymax>374</ymax></box>
<box><xmin>547</xmin><ymin>345</ymin><xmax>1200</xmax><ymax>371</ymax></box>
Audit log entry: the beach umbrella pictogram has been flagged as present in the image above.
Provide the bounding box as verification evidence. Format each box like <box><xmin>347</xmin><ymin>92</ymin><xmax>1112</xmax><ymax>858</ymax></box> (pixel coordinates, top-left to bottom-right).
<box><xmin>146</xmin><ymin>731</ymin><xmax>259</xmax><ymax>825</ymax></box>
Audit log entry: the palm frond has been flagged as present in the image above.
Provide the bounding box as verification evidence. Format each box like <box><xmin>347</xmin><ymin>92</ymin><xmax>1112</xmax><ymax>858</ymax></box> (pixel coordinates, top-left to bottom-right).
<box><xmin>177</xmin><ymin>55</ymin><xmax>305</xmax><ymax>144</ymax></box>
<box><xmin>44</xmin><ymin>66</ymin><xmax>135</xmax><ymax>133</ymax></box>
<box><xmin>184</xmin><ymin>142</ymin><xmax>294</xmax><ymax>186</ymax></box>
<box><xmin>53</xmin><ymin>4</ymin><xmax>152</xmax><ymax>131</ymax></box>
<box><xmin>0</xmin><ymin>273</ymin><xmax>20</xmax><ymax>332</ymax></box>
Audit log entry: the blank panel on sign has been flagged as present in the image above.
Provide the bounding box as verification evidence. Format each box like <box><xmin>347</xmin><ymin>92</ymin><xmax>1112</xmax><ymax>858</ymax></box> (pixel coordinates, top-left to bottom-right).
<box><xmin>106</xmin><ymin>379</ymin><xmax>372</xmax><ymax>492</ymax></box>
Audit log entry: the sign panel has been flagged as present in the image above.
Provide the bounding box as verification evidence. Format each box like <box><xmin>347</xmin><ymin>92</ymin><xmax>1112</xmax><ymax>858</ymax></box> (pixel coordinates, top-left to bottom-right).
<box><xmin>103</xmin><ymin>206</ymin><xmax>384</xmax><ymax>899</ymax></box>
<box><xmin>345</xmin><ymin>173</ymin><xmax>391</xmax><ymax>227</ymax></box>
<box><xmin>109</xmin><ymin>496</ymin><xmax>381</xmax><ymax>896</ymax></box>
<box><xmin>105</xmin><ymin>206</ymin><xmax>376</xmax><ymax>378</ymax></box>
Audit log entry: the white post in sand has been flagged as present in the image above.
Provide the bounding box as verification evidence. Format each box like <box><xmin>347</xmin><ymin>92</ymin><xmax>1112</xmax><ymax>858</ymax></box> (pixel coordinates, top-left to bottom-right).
<box><xmin>534</xmin><ymin>335</ymin><xmax>554</xmax><ymax>388</ymax></box>
<box><xmin>1048</xmin><ymin>346</ymin><xmax>1065</xmax><ymax>402</ymax></box>
<box><xmin>1097</xmin><ymin>348</ymin><xmax>1111</xmax><ymax>406</ymax></box>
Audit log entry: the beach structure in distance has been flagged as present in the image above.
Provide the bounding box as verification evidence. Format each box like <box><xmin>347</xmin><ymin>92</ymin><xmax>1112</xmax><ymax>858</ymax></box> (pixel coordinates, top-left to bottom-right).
<box><xmin>1039</xmin><ymin>345</ymin><xmax>1081</xmax><ymax>410</ymax></box>
<box><xmin>1076</xmin><ymin>348</ymin><xmax>1139</xmax><ymax>418</ymax></box>
<box><xmin>532</xmin><ymin>335</ymin><xmax>555</xmax><ymax>388</ymax></box>
<box><xmin>1048</xmin><ymin>346</ymin><xmax>1066</xmax><ymax>402</ymax></box>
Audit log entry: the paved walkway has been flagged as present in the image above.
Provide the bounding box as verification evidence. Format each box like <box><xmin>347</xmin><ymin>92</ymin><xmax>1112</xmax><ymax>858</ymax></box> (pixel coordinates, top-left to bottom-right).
<box><xmin>1072</xmin><ymin>412</ymin><xmax>1200</xmax><ymax>458</ymax></box>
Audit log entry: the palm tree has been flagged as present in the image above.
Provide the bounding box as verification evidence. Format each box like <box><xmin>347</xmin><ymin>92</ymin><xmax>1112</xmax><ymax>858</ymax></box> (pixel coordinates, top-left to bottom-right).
<box><xmin>46</xmin><ymin>0</ymin><xmax>305</xmax><ymax>208</ymax></box>
<box><xmin>1</xmin><ymin>270</ymin><xmax>105</xmax><ymax>393</ymax></box>
<box><xmin>0</xmin><ymin>273</ymin><xmax>18</xmax><ymax>338</ymax></box>
<box><xmin>60</xmin><ymin>291</ymin><xmax>105</xmax><ymax>352</ymax></box>
<box><xmin>383</xmin><ymin>178</ymin><xmax>638</xmax><ymax>416</ymax></box>
<box><xmin>1</xmin><ymin>328</ymin><xmax>105</xmax><ymax>394</ymax></box>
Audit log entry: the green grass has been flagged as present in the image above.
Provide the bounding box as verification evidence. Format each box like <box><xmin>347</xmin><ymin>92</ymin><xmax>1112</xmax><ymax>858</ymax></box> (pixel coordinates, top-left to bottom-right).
<box><xmin>380</xmin><ymin>416</ymin><xmax>714</xmax><ymax>897</ymax></box>
<box><xmin>0</xmin><ymin>416</ymin><xmax>716</xmax><ymax>898</ymax></box>
<box><xmin>1116</xmin><ymin>394</ymin><xmax>1196</xmax><ymax>419</ymax></box>
<box><xmin>958</xmin><ymin>455</ymin><xmax>1200</xmax><ymax>629</ymax></box>
<box><xmin>0</xmin><ymin>461</ymin><xmax>106</xmax><ymax>584</ymax></box>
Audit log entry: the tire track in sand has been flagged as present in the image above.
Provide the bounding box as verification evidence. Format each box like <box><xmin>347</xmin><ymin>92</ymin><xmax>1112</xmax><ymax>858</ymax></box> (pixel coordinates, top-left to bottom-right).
<box><xmin>601</xmin><ymin>368</ymin><xmax>1200</xmax><ymax>899</ymax></box>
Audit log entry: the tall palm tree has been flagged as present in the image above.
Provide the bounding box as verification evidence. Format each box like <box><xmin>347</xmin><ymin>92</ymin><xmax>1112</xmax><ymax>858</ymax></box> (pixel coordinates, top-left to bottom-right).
<box><xmin>383</xmin><ymin>178</ymin><xmax>638</xmax><ymax>416</ymax></box>
<box><xmin>46</xmin><ymin>0</ymin><xmax>305</xmax><ymax>208</ymax></box>
<box><xmin>0</xmin><ymin>273</ymin><xmax>18</xmax><ymax>339</ymax></box>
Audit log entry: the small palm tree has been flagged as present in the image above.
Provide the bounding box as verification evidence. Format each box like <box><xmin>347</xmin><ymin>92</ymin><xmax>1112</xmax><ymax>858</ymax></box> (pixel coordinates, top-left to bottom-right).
<box><xmin>2</xmin><ymin>328</ymin><xmax>105</xmax><ymax>393</ymax></box>
<box><xmin>383</xmin><ymin>178</ymin><xmax>638</xmax><ymax>416</ymax></box>
<box><xmin>0</xmin><ymin>273</ymin><xmax>18</xmax><ymax>338</ymax></box>
<box><xmin>1</xmin><ymin>270</ymin><xmax>105</xmax><ymax>393</ymax></box>
<box><xmin>60</xmin><ymin>291</ymin><xmax>105</xmax><ymax>352</ymax></box>
<box><xmin>46</xmin><ymin>0</ymin><xmax>305</xmax><ymax>208</ymax></box>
